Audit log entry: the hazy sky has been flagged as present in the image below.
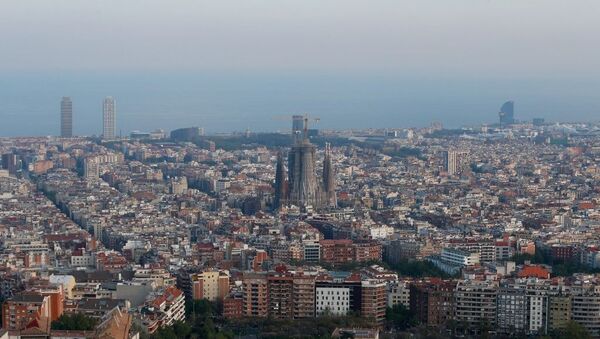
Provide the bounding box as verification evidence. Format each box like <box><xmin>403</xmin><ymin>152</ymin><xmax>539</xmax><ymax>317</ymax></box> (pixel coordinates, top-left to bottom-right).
<box><xmin>2</xmin><ymin>0</ymin><xmax>599</xmax><ymax>75</ymax></box>
<box><xmin>1</xmin><ymin>1</ymin><xmax>600</xmax><ymax>136</ymax></box>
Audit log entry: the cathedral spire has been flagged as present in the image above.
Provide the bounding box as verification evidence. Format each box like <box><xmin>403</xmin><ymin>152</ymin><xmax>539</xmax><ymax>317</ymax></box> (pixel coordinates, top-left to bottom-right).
<box><xmin>322</xmin><ymin>142</ymin><xmax>337</xmax><ymax>208</ymax></box>
<box><xmin>274</xmin><ymin>149</ymin><xmax>288</xmax><ymax>209</ymax></box>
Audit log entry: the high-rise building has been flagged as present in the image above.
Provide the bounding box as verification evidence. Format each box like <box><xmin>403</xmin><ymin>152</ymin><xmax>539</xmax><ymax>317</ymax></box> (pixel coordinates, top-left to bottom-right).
<box><xmin>360</xmin><ymin>279</ymin><xmax>387</xmax><ymax>325</ymax></box>
<box><xmin>443</xmin><ymin>150</ymin><xmax>469</xmax><ymax>176</ymax></box>
<box><xmin>292</xmin><ymin>274</ymin><xmax>316</xmax><ymax>319</ymax></box>
<box><xmin>191</xmin><ymin>270</ymin><xmax>230</xmax><ymax>302</ymax></box>
<box><xmin>103</xmin><ymin>97</ymin><xmax>116</xmax><ymax>140</ymax></box>
<box><xmin>497</xmin><ymin>286</ymin><xmax>528</xmax><ymax>335</ymax></box>
<box><xmin>267</xmin><ymin>274</ymin><xmax>294</xmax><ymax>319</ymax></box>
<box><xmin>60</xmin><ymin>97</ymin><xmax>73</xmax><ymax>137</ymax></box>
<box><xmin>409</xmin><ymin>280</ymin><xmax>455</xmax><ymax>328</ymax></box>
<box><xmin>1</xmin><ymin>153</ymin><xmax>19</xmax><ymax>175</ymax></box>
<box><xmin>454</xmin><ymin>280</ymin><xmax>498</xmax><ymax>333</ymax></box>
<box><xmin>499</xmin><ymin>100</ymin><xmax>515</xmax><ymax>126</ymax></box>
<box><xmin>571</xmin><ymin>288</ymin><xmax>600</xmax><ymax>337</ymax></box>
<box><xmin>548</xmin><ymin>295</ymin><xmax>571</xmax><ymax>332</ymax></box>
<box><xmin>242</xmin><ymin>272</ymin><xmax>268</xmax><ymax>317</ymax></box>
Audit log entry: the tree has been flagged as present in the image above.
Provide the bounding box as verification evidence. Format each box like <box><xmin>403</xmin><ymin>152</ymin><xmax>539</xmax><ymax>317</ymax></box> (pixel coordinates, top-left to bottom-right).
<box><xmin>51</xmin><ymin>313</ymin><xmax>98</xmax><ymax>331</ymax></box>
<box><xmin>388</xmin><ymin>259</ymin><xmax>453</xmax><ymax>278</ymax></box>
<box><xmin>550</xmin><ymin>321</ymin><xmax>592</xmax><ymax>339</ymax></box>
<box><xmin>478</xmin><ymin>318</ymin><xmax>491</xmax><ymax>339</ymax></box>
<box><xmin>385</xmin><ymin>304</ymin><xmax>417</xmax><ymax>330</ymax></box>
<box><xmin>199</xmin><ymin>318</ymin><xmax>216</xmax><ymax>339</ymax></box>
<box><xmin>0</xmin><ymin>296</ymin><xmax>5</xmax><ymax>320</ymax></box>
<box><xmin>173</xmin><ymin>321</ymin><xmax>192</xmax><ymax>338</ymax></box>
<box><xmin>150</xmin><ymin>326</ymin><xmax>177</xmax><ymax>339</ymax></box>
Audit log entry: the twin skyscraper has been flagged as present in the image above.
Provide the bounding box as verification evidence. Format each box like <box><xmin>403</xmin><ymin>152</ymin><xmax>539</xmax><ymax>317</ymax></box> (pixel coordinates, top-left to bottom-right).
<box><xmin>60</xmin><ymin>96</ymin><xmax>116</xmax><ymax>140</ymax></box>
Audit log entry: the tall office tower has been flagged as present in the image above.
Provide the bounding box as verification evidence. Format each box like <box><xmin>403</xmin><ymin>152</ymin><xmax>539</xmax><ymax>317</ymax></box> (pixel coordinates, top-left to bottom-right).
<box><xmin>102</xmin><ymin>97</ymin><xmax>116</xmax><ymax>140</ymax></box>
<box><xmin>499</xmin><ymin>100</ymin><xmax>515</xmax><ymax>126</ymax></box>
<box><xmin>273</xmin><ymin>149</ymin><xmax>288</xmax><ymax>209</ymax></box>
<box><xmin>60</xmin><ymin>97</ymin><xmax>73</xmax><ymax>137</ymax></box>
<box><xmin>288</xmin><ymin>117</ymin><xmax>321</xmax><ymax>209</ymax></box>
<box><xmin>1</xmin><ymin>153</ymin><xmax>19</xmax><ymax>175</ymax></box>
<box><xmin>322</xmin><ymin>143</ymin><xmax>337</xmax><ymax>208</ymax></box>
<box><xmin>443</xmin><ymin>150</ymin><xmax>469</xmax><ymax>176</ymax></box>
<box><xmin>291</xmin><ymin>115</ymin><xmax>304</xmax><ymax>144</ymax></box>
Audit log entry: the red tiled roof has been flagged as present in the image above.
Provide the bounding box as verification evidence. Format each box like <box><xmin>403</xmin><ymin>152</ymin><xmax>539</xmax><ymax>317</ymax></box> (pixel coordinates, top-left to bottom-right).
<box><xmin>518</xmin><ymin>265</ymin><xmax>550</xmax><ymax>279</ymax></box>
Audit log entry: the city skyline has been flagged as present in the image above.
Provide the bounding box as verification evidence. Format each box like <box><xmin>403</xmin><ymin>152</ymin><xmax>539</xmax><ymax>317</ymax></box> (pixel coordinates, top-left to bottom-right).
<box><xmin>4</xmin><ymin>1</ymin><xmax>600</xmax><ymax>338</ymax></box>
<box><xmin>4</xmin><ymin>76</ymin><xmax>600</xmax><ymax>138</ymax></box>
<box><xmin>2</xmin><ymin>1</ymin><xmax>600</xmax><ymax>137</ymax></box>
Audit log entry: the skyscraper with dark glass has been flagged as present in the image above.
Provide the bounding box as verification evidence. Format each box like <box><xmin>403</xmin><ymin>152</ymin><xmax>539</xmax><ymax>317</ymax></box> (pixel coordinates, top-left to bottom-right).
<box><xmin>60</xmin><ymin>97</ymin><xmax>73</xmax><ymax>137</ymax></box>
<box><xmin>499</xmin><ymin>101</ymin><xmax>514</xmax><ymax>126</ymax></box>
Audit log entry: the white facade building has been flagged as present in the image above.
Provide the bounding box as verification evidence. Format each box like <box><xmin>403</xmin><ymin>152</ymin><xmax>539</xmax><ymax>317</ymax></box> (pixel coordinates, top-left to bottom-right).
<box><xmin>440</xmin><ymin>247</ymin><xmax>480</xmax><ymax>266</ymax></box>
<box><xmin>316</xmin><ymin>287</ymin><xmax>350</xmax><ymax>316</ymax></box>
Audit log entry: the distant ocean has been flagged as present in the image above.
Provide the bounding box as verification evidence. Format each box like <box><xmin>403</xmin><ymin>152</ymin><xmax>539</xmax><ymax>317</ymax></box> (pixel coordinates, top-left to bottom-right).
<box><xmin>1</xmin><ymin>71</ymin><xmax>599</xmax><ymax>137</ymax></box>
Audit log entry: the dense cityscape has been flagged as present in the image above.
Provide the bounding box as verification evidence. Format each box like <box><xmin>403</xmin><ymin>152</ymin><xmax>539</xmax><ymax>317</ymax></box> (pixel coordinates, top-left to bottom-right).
<box><xmin>1</xmin><ymin>98</ymin><xmax>600</xmax><ymax>339</ymax></box>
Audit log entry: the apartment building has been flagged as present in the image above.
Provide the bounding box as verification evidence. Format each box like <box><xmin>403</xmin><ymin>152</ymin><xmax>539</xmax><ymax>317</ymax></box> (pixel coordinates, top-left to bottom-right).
<box><xmin>242</xmin><ymin>272</ymin><xmax>268</xmax><ymax>317</ymax></box>
<box><xmin>1</xmin><ymin>294</ymin><xmax>51</xmax><ymax>331</ymax></box>
<box><xmin>571</xmin><ymin>287</ymin><xmax>600</xmax><ymax>336</ymax></box>
<box><xmin>316</xmin><ymin>287</ymin><xmax>350</xmax><ymax>316</ymax></box>
<box><xmin>497</xmin><ymin>286</ymin><xmax>528</xmax><ymax>334</ymax></box>
<box><xmin>409</xmin><ymin>280</ymin><xmax>455</xmax><ymax>328</ymax></box>
<box><xmin>548</xmin><ymin>295</ymin><xmax>571</xmax><ymax>332</ymax></box>
<box><xmin>361</xmin><ymin>280</ymin><xmax>387</xmax><ymax>325</ymax></box>
<box><xmin>387</xmin><ymin>281</ymin><xmax>410</xmax><ymax>308</ymax></box>
<box><xmin>139</xmin><ymin>286</ymin><xmax>185</xmax><ymax>334</ymax></box>
<box><xmin>454</xmin><ymin>280</ymin><xmax>498</xmax><ymax>334</ymax></box>
<box><xmin>192</xmin><ymin>269</ymin><xmax>230</xmax><ymax>301</ymax></box>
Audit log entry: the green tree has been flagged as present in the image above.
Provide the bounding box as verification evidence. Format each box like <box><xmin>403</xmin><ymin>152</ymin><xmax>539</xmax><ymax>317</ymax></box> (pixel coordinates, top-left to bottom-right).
<box><xmin>150</xmin><ymin>326</ymin><xmax>177</xmax><ymax>339</ymax></box>
<box><xmin>0</xmin><ymin>296</ymin><xmax>5</xmax><ymax>319</ymax></box>
<box><xmin>173</xmin><ymin>320</ymin><xmax>192</xmax><ymax>338</ymax></box>
<box><xmin>551</xmin><ymin>321</ymin><xmax>592</xmax><ymax>339</ymax></box>
<box><xmin>388</xmin><ymin>259</ymin><xmax>453</xmax><ymax>278</ymax></box>
<box><xmin>385</xmin><ymin>304</ymin><xmax>417</xmax><ymax>330</ymax></box>
<box><xmin>51</xmin><ymin>313</ymin><xmax>98</xmax><ymax>331</ymax></box>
